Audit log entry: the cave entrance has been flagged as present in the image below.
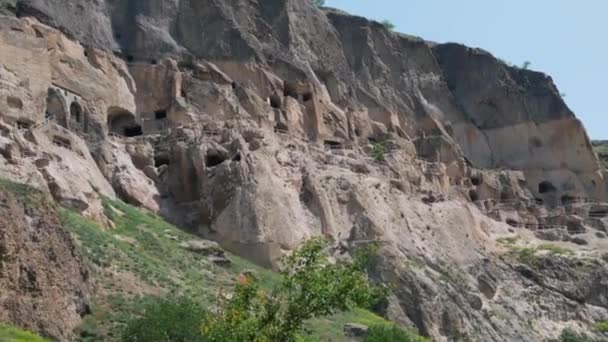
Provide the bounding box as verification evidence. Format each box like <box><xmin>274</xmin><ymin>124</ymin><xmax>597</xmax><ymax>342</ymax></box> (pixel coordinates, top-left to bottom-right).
<box><xmin>154</xmin><ymin>155</ymin><xmax>170</xmax><ymax>168</ymax></box>
<box><xmin>70</xmin><ymin>102</ymin><xmax>83</xmax><ymax>123</ymax></box>
<box><xmin>154</xmin><ymin>110</ymin><xmax>167</xmax><ymax>120</ymax></box>
<box><xmin>324</xmin><ymin>140</ymin><xmax>342</xmax><ymax>149</ymax></box>
<box><xmin>283</xmin><ymin>82</ymin><xmax>298</xmax><ymax>99</ymax></box>
<box><xmin>538</xmin><ymin>181</ymin><xmax>557</xmax><ymax>194</ymax></box>
<box><xmin>269</xmin><ymin>94</ymin><xmax>281</xmax><ymax>109</ymax></box>
<box><xmin>471</xmin><ymin>174</ymin><xmax>482</xmax><ymax>186</ymax></box>
<box><xmin>561</xmin><ymin>195</ymin><xmax>576</xmax><ymax>206</ymax></box>
<box><xmin>46</xmin><ymin>88</ymin><xmax>68</xmax><ymax>128</ymax></box>
<box><xmin>469</xmin><ymin>190</ymin><xmax>479</xmax><ymax>202</ymax></box>
<box><xmin>124</xmin><ymin>126</ymin><xmax>143</xmax><ymax>137</ymax></box>
<box><xmin>205</xmin><ymin>154</ymin><xmax>226</xmax><ymax>168</ymax></box>
<box><xmin>108</xmin><ymin>108</ymin><xmax>142</xmax><ymax>137</ymax></box>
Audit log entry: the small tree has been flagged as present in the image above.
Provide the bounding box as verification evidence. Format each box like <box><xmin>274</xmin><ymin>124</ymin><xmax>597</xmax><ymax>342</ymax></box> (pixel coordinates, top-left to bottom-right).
<box><xmin>313</xmin><ymin>0</ymin><xmax>325</xmax><ymax>7</ymax></box>
<box><xmin>201</xmin><ymin>239</ymin><xmax>385</xmax><ymax>341</ymax></box>
<box><xmin>381</xmin><ymin>20</ymin><xmax>395</xmax><ymax>31</ymax></box>
<box><xmin>522</xmin><ymin>61</ymin><xmax>531</xmax><ymax>70</ymax></box>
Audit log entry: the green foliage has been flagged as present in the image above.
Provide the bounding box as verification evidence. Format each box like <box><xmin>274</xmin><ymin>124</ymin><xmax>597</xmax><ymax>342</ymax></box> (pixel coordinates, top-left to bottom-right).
<box><xmin>522</xmin><ymin>61</ymin><xmax>531</xmax><ymax>70</ymax></box>
<box><xmin>538</xmin><ymin>244</ymin><xmax>574</xmax><ymax>256</ymax></box>
<box><xmin>121</xmin><ymin>298</ymin><xmax>206</xmax><ymax>342</ymax></box>
<box><xmin>559</xmin><ymin>328</ymin><xmax>592</xmax><ymax>342</ymax></box>
<box><xmin>0</xmin><ymin>323</ymin><xmax>49</xmax><ymax>342</ymax></box>
<box><xmin>381</xmin><ymin>20</ymin><xmax>395</xmax><ymax>31</ymax></box>
<box><xmin>200</xmin><ymin>238</ymin><xmax>386</xmax><ymax>342</ymax></box>
<box><xmin>515</xmin><ymin>244</ymin><xmax>573</xmax><ymax>267</ymax></box>
<box><xmin>313</xmin><ymin>0</ymin><xmax>325</xmax><ymax>7</ymax></box>
<box><xmin>496</xmin><ymin>235</ymin><xmax>520</xmax><ymax>247</ymax></box>
<box><xmin>517</xmin><ymin>247</ymin><xmax>540</xmax><ymax>267</ymax></box>
<box><xmin>0</xmin><ymin>0</ymin><xmax>17</xmax><ymax>9</ymax></box>
<box><xmin>371</xmin><ymin>139</ymin><xmax>392</xmax><ymax>162</ymax></box>
<box><xmin>365</xmin><ymin>324</ymin><xmax>430</xmax><ymax>342</ymax></box>
<box><xmin>595</xmin><ymin>320</ymin><xmax>608</xmax><ymax>333</ymax></box>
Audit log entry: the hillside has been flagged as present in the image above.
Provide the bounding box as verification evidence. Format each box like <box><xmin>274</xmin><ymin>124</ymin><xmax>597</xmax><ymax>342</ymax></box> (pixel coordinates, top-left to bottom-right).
<box><xmin>0</xmin><ymin>178</ymin><xmax>422</xmax><ymax>341</ymax></box>
<box><xmin>0</xmin><ymin>0</ymin><xmax>607</xmax><ymax>340</ymax></box>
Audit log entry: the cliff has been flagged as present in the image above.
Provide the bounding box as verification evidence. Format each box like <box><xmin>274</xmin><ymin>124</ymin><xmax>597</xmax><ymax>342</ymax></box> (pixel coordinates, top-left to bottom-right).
<box><xmin>0</xmin><ymin>0</ymin><xmax>607</xmax><ymax>340</ymax></box>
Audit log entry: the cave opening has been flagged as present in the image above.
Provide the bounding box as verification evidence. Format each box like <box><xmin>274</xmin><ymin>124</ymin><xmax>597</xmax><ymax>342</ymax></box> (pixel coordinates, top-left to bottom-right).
<box><xmin>124</xmin><ymin>126</ymin><xmax>143</xmax><ymax>137</ymax></box>
<box><xmin>155</xmin><ymin>155</ymin><xmax>170</xmax><ymax>168</ymax></box>
<box><xmin>206</xmin><ymin>154</ymin><xmax>226</xmax><ymax>168</ymax></box>
<box><xmin>471</xmin><ymin>174</ymin><xmax>482</xmax><ymax>186</ymax></box>
<box><xmin>269</xmin><ymin>94</ymin><xmax>281</xmax><ymax>109</ymax></box>
<box><xmin>70</xmin><ymin>102</ymin><xmax>83</xmax><ymax>123</ymax></box>
<box><xmin>283</xmin><ymin>82</ymin><xmax>298</xmax><ymax>99</ymax></box>
<box><xmin>538</xmin><ymin>181</ymin><xmax>557</xmax><ymax>194</ymax></box>
<box><xmin>469</xmin><ymin>190</ymin><xmax>479</xmax><ymax>202</ymax></box>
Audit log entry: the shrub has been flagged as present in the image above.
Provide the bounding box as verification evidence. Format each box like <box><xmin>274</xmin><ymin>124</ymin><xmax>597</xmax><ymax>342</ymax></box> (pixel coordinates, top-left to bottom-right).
<box><xmin>313</xmin><ymin>0</ymin><xmax>325</xmax><ymax>7</ymax></box>
<box><xmin>121</xmin><ymin>297</ymin><xmax>207</xmax><ymax>342</ymax></box>
<box><xmin>365</xmin><ymin>324</ymin><xmax>430</xmax><ymax>342</ymax></box>
<box><xmin>559</xmin><ymin>328</ymin><xmax>591</xmax><ymax>342</ymax></box>
<box><xmin>381</xmin><ymin>20</ymin><xmax>395</xmax><ymax>31</ymax></box>
<box><xmin>201</xmin><ymin>238</ymin><xmax>385</xmax><ymax>341</ymax></box>
<box><xmin>522</xmin><ymin>61</ymin><xmax>531</xmax><ymax>70</ymax></box>
<box><xmin>595</xmin><ymin>320</ymin><xmax>608</xmax><ymax>333</ymax></box>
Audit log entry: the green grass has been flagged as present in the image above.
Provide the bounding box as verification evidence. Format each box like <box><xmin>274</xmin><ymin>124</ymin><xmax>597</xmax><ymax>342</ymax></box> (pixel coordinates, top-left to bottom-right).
<box><xmin>303</xmin><ymin>308</ymin><xmax>428</xmax><ymax>342</ymax></box>
<box><xmin>0</xmin><ymin>323</ymin><xmax>50</xmax><ymax>342</ymax></box>
<box><xmin>496</xmin><ymin>235</ymin><xmax>520</xmax><ymax>246</ymax></box>
<box><xmin>514</xmin><ymin>244</ymin><xmax>574</xmax><ymax>267</ymax></box>
<box><xmin>59</xmin><ymin>198</ymin><xmax>285</xmax><ymax>340</ymax></box>
<box><xmin>538</xmin><ymin>244</ymin><xmax>574</xmax><ymax>256</ymax></box>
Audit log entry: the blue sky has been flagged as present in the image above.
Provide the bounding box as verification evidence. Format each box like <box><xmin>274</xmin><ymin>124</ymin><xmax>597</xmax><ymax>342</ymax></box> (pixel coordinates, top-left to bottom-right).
<box><xmin>325</xmin><ymin>0</ymin><xmax>607</xmax><ymax>139</ymax></box>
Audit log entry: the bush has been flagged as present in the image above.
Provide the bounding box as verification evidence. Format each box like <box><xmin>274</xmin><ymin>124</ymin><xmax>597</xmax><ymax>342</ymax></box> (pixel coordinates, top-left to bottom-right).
<box><xmin>595</xmin><ymin>320</ymin><xmax>608</xmax><ymax>333</ymax></box>
<box><xmin>122</xmin><ymin>239</ymin><xmax>385</xmax><ymax>342</ymax></box>
<box><xmin>381</xmin><ymin>20</ymin><xmax>395</xmax><ymax>31</ymax></box>
<box><xmin>559</xmin><ymin>328</ymin><xmax>591</xmax><ymax>342</ymax></box>
<box><xmin>313</xmin><ymin>0</ymin><xmax>325</xmax><ymax>7</ymax></box>
<box><xmin>200</xmin><ymin>238</ymin><xmax>385</xmax><ymax>341</ymax></box>
<box><xmin>121</xmin><ymin>297</ymin><xmax>207</xmax><ymax>342</ymax></box>
<box><xmin>365</xmin><ymin>324</ymin><xmax>430</xmax><ymax>342</ymax></box>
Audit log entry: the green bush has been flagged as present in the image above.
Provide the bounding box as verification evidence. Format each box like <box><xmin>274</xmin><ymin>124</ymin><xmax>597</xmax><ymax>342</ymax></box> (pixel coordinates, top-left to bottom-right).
<box><xmin>381</xmin><ymin>20</ymin><xmax>395</xmax><ymax>31</ymax></box>
<box><xmin>365</xmin><ymin>324</ymin><xmax>430</xmax><ymax>342</ymax></box>
<box><xmin>595</xmin><ymin>320</ymin><xmax>608</xmax><ymax>333</ymax></box>
<box><xmin>313</xmin><ymin>0</ymin><xmax>325</xmax><ymax>7</ymax></box>
<box><xmin>121</xmin><ymin>297</ymin><xmax>207</xmax><ymax>342</ymax></box>
<box><xmin>200</xmin><ymin>238</ymin><xmax>385</xmax><ymax>341</ymax></box>
<box><xmin>559</xmin><ymin>328</ymin><xmax>591</xmax><ymax>342</ymax></box>
<box><xmin>122</xmin><ymin>239</ymin><xmax>385</xmax><ymax>342</ymax></box>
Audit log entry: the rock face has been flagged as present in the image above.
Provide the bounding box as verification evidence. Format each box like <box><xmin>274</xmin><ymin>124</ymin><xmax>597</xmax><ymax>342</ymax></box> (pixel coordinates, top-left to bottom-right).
<box><xmin>0</xmin><ymin>187</ymin><xmax>90</xmax><ymax>341</ymax></box>
<box><xmin>0</xmin><ymin>1</ymin><xmax>607</xmax><ymax>341</ymax></box>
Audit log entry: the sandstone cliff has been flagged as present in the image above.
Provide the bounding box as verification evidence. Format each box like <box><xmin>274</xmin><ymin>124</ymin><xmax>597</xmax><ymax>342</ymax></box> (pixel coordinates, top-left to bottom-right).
<box><xmin>0</xmin><ymin>0</ymin><xmax>607</xmax><ymax>340</ymax></box>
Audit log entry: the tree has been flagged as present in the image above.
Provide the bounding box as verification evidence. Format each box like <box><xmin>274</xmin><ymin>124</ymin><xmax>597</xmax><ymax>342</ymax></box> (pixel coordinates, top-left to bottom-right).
<box><xmin>200</xmin><ymin>238</ymin><xmax>385</xmax><ymax>341</ymax></box>
<box><xmin>313</xmin><ymin>0</ymin><xmax>325</xmax><ymax>7</ymax></box>
<box><xmin>522</xmin><ymin>61</ymin><xmax>531</xmax><ymax>70</ymax></box>
<box><xmin>381</xmin><ymin>20</ymin><xmax>395</xmax><ymax>31</ymax></box>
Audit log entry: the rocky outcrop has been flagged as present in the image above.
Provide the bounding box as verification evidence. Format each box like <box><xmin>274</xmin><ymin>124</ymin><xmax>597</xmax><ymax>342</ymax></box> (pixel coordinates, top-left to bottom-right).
<box><xmin>0</xmin><ymin>187</ymin><xmax>90</xmax><ymax>341</ymax></box>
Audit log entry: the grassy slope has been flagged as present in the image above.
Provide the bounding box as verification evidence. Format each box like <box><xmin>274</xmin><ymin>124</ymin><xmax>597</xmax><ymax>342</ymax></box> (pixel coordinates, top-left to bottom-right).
<box><xmin>0</xmin><ymin>178</ymin><xmax>425</xmax><ymax>341</ymax></box>
<box><xmin>0</xmin><ymin>323</ymin><xmax>49</xmax><ymax>342</ymax></box>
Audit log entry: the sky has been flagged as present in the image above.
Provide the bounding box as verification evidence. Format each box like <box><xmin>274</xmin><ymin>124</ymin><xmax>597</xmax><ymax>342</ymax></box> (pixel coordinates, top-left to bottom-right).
<box><xmin>325</xmin><ymin>0</ymin><xmax>607</xmax><ymax>139</ymax></box>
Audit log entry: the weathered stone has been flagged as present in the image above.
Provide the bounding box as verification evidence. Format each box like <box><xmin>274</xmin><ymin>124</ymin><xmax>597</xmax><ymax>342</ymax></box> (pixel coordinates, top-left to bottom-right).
<box><xmin>344</xmin><ymin>323</ymin><xmax>369</xmax><ymax>338</ymax></box>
